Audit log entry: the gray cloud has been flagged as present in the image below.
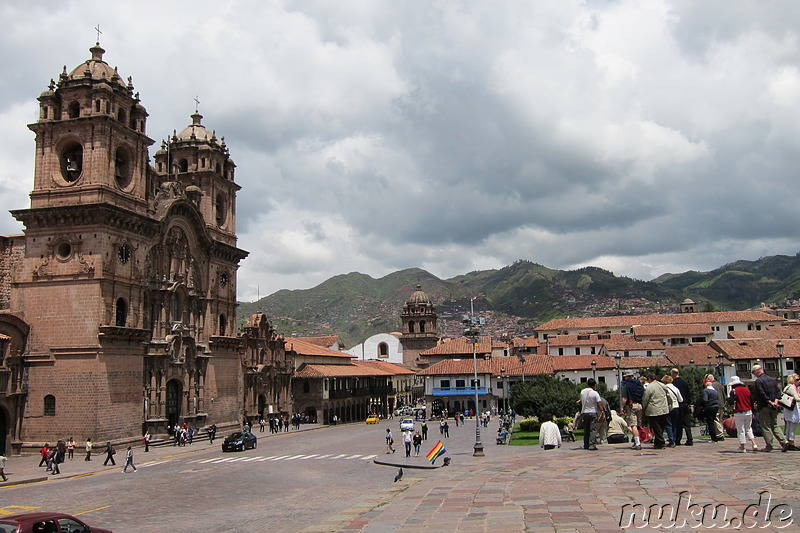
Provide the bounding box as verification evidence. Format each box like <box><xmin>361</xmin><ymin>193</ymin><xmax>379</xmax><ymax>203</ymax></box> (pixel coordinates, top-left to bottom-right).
<box><xmin>1</xmin><ymin>1</ymin><xmax>799</xmax><ymax>301</ymax></box>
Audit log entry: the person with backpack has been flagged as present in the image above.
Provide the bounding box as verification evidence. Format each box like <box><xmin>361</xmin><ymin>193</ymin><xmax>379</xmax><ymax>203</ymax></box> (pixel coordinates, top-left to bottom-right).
<box><xmin>620</xmin><ymin>371</ymin><xmax>645</xmax><ymax>451</ymax></box>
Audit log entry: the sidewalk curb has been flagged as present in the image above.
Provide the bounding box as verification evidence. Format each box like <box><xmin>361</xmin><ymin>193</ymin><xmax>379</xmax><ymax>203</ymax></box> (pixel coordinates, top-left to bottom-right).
<box><xmin>373</xmin><ymin>459</ymin><xmax>440</xmax><ymax>469</ymax></box>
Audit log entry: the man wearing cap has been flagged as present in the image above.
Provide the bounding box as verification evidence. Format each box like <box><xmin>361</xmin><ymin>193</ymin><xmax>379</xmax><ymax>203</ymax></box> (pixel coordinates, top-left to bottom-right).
<box><xmin>620</xmin><ymin>370</ymin><xmax>644</xmax><ymax>451</ymax></box>
<box><xmin>671</xmin><ymin>368</ymin><xmax>693</xmax><ymax>446</ymax></box>
<box><xmin>751</xmin><ymin>365</ymin><xmax>787</xmax><ymax>452</ymax></box>
<box><xmin>579</xmin><ymin>378</ymin><xmax>604</xmax><ymax>451</ymax></box>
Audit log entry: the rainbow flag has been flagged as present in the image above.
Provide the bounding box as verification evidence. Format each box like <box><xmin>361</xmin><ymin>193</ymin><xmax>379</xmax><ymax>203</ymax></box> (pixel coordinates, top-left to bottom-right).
<box><xmin>426</xmin><ymin>440</ymin><xmax>446</xmax><ymax>464</ymax></box>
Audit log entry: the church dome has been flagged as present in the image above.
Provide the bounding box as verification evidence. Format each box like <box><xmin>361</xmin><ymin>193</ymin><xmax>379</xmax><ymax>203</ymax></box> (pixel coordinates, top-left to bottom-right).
<box><xmin>67</xmin><ymin>43</ymin><xmax>126</xmax><ymax>89</ymax></box>
<box><xmin>176</xmin><ymin>113</ymin><xmax>214</xmax><ymax>142</ymax></box>
<box><xmin>406</xmin><ymin>285</ymin><xmax>432</xmax><ymax>305</ymax></box>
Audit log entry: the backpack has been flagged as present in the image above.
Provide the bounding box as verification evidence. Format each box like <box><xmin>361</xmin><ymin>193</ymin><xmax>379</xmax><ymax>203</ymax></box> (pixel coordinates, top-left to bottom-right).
<box><xmin>625</xmin><ymin>379</ymin><xmax>645</xmax><ymax>403</ymax></box>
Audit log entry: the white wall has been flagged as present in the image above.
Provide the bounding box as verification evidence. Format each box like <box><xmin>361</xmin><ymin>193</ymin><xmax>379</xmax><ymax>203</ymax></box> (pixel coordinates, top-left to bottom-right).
<box><xmin>346</xmin><ymin>333</ymin><xmax>404</xmax><ymax>364</ymax></box>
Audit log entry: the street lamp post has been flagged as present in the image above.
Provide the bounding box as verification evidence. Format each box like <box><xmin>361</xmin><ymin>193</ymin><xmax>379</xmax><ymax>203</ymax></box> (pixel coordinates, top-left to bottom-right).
<box><xmin>518</xmin><ymin>354</ymin><xmax>526</xmax><ymax>383</ymax></box>
<box><xmin>464</xmin><ymin>297</ymin><xmax>484</xmax><ymax>457</ymax></box>
<box><xmin>614</xmin><ymin>354</ymin><xmax>621</xmax><ymax>391</ymax></box>
<box><xmin>591</xmin><ymin>360</ymin><xmax>597</xmax><ymax>381</ymax></box>
<box><xmin>717</xmin><ymin>353</ymin><xmax>725</xmax><ymax>384</ymax></box>
<box><xmin>777</xmin><ymin>341</ymin><xmax>785</xmax><ymax>384</ymax></box>
<box><xmin>500</xmin><ymin>367</ymin><xmax>507</xmax><ymax>415</ymax></box>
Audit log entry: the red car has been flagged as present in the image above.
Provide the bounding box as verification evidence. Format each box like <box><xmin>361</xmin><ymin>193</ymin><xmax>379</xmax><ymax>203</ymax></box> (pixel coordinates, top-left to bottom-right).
<box><xmin>0</xmin><ymin>512</ymin><xmax>112</xmax><ymax>533</ymax></box>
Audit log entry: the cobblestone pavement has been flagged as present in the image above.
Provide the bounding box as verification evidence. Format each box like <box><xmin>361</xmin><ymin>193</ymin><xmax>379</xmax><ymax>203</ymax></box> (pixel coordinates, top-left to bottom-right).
<box><xmin>304</xmin><ymin>423</ymin><xmax>800</xmax><ymax>533</ymax></box>
<box><xmin>2</xmin><ymin>421</ymin><xmax>799</xmax><ymax>532</ymax></box>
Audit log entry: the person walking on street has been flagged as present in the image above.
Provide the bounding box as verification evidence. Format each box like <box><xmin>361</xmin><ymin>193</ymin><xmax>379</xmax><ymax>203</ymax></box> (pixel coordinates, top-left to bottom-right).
<box><xmin>103</xmin><ymin>442</ymin><xmax>116</xmax><ymax>466</ymax></box>
<box><xmin>38</xmin><ymin>443</ymin><xmax>50</xmax><ymax>468</ymax></box>
<box><xmin>385</xmin><ymin>428</ymin><xmax>395</xmax><ymax>454</ymax></box>
<box><xmin>0</xmin><ymin>453</ymin><xmax>8</xmax><ymax>481</ymax></box>
<box><xmin>413</xmin><ymin>431</ymin><xmax>422</xmax><ymax>457</ymax></box>
<box><xmin>580</xmin><ymin>378</ymin><xmax>604</xmax><ymax>450</ymax></box>
<box><xmin>752</xmin><ymin>364</ymin><xmax>787</xmax><ymax>452</ymax></box>
<box><xmin>121</xmin><ymin>446</ymin><xmax>137</xmax><ymax>473</ymax></box>
<box><xmin>442</xmin><ymin>421</ymin><xmax>450</xmax><ymax>438</ymax></box>
<box><xmin>671</xmin><ymin>368</ymin><xmax>694</xmax><ymax>446</ymax></box>
<box><xmin>728</xmin><ymin>375</ymin><xmax>758</xmax><ymax>452</ymax></box>
<box><xmin>420</xmin><ymin>420</ymin><xmax>428</xmax><ymax>440</ymax></box>
<box><xmin>67</xmin><ymin>437</ymin><xmax>75</xmax><ymax>460</ymax></box>
<box><xmin>403</xmin><ymin>430</ymin><xmax>413</xmax><ymax>457</ymax></box>
<box><xmin>208</xmin><ymin>424</ymin><xmax>217</xmax><ymax>444</ymax></box>
<box><xmin>143</xmin><ymin>432</ymin><xmax>150</xmax><ymax>452</ymax></box>
<box><xmin>85</xmin><ymin>439</ymin><xmax>92</xmax><ymax>461</ymax></box>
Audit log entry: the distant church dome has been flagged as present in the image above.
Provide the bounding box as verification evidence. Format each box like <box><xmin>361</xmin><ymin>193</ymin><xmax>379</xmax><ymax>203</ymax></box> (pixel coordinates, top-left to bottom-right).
<box><xmin>406</xmin><ymin>284</ymin><xmax>432</xmax><ymax>305</ymax></box>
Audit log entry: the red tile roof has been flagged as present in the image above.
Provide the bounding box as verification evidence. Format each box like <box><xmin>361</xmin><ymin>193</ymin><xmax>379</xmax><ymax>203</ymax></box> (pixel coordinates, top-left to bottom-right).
<box><xmin>550</xmin><ymin>355</ymin><xmax>617</xmax><ymax>371</ymax></box>
<box><xmin>417</xmin><ymin>355</ymin><xmax>553</xmax><ymax>377</ymax></box>
<box><xmin>294</xmin><ymin>359</ymin><xmax>415</xmax><ymax>378</ymax></box>
<box><xmin>295</xmin><ymin>335</ymin><xmax>343</xmax><ymax>348</ymax></box>
<box><xmin>355</xmin><ymin>360</ymin><xmax>417</xmax><ymax>375</ymax></box>
<box><xmin>545</xmin><ymin>334</ymin><xmax>609</xmax><ymax>347</ymax></box>
<box><xmin>285</xmin><ymin>338</ymin><xmax>354</xmax><ymax>359</ymax></box>
<box><xmin>664</xmin><ymin>345</ymin><xmax>723</xmax><ymax>366</ymax></box>
<box><xmin>711</xmin><ymin>338</ymin><xmax>800</xmax><ymax>360</ymax></box>
<box><xmin>419</xmin><ymin>336</ymin><xmax>492</xmax><ymax>356</ymax></box>
<box><xmin>513</xmin><ymin>337</ymin><xmax>539</xmax><ymax>348</ymax></box>
<box><xmin>536</xmin><ymin>310</ymin><xmax>782</xmax><ymax>331</ymax></box>
<box><xmin>617</xmin><ymin>356</ymin><xmax>673</xmax><ymax>369</ymax></box>
<box><xmin>727</xmin><ymin>324</ymin><xmax>800</xmax><ymax>340</ymax></box>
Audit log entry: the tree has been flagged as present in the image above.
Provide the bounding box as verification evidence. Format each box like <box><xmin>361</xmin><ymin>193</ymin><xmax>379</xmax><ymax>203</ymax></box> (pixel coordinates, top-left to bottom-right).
<box><xmin>511</xmin><ymin>374</ymin><xmax>580</xmax><ymax>420</ymax></box>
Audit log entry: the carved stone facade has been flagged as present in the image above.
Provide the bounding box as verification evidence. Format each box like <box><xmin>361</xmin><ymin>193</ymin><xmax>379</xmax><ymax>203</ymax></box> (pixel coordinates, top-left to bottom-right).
<box><xmin>0</xmin><ymin>43</ymin><xmax>262</xmax><ymax>453</ymax></box>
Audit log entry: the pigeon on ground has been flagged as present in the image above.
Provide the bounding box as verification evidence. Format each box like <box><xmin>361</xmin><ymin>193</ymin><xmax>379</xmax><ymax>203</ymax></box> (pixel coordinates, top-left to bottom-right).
<box><xmin>394</xmin><ymin>468</ymin><xmax>403</xmax><ymax>482</ymax></box>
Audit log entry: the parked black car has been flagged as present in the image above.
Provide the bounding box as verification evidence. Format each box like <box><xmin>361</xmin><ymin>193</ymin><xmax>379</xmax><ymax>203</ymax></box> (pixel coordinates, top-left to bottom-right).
<box><xmin>221</xmin><ymin>431</ymin><xmax>257</xmax><ymax>452</ymax></box>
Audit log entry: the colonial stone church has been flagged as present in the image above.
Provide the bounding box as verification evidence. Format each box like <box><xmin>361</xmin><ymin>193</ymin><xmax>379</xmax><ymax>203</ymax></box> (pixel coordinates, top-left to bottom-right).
<box><xmin>0</xmin><ymin>43</ymin><xmax>291</xmax><ymax>454</ymax></box>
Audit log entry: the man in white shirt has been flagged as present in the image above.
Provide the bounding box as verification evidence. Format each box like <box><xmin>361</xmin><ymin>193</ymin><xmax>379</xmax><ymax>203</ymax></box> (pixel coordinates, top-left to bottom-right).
<box><xmin>539</xmin><ymin>414</ymin><xmax>562</xmax><ymax>450</ymax></box>
<box><xmin>580</xmin><ymin>378</ymin><xmax>604</xmax><ymax>450</ymax></box>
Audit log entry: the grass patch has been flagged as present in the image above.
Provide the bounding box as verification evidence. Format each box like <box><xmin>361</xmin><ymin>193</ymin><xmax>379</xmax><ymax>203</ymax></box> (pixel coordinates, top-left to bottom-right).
<box><xmin>508</xmin><ymin>423</ymin><xmax>584</xmax><ymax>446</ymax></box>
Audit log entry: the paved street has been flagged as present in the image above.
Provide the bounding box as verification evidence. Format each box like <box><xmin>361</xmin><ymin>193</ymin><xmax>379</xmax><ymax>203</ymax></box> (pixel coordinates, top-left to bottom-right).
<box><xmin>2</xmin><ymin>419</ymin><xmax>800</xmax><ymax>532</ymax></box>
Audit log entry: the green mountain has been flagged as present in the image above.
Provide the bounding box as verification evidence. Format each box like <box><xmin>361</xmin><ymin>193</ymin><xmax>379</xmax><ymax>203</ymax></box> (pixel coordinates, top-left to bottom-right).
<box><xmin>652</xmin><ymin>253</ymin><xmax>800</xmax><ymax>309</ymax></box>
<box><xmin>238</xmin><ymin>254</ymin><xmax>800</xmax><ymax>348</ymax></box>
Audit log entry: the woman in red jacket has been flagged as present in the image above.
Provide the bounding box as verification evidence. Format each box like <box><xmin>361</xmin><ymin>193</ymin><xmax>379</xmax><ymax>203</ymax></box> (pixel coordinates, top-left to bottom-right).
<box><xmin>728</xmin><ymin>375</ymin><xmax>757</xmax><ymax>452</ymax></box>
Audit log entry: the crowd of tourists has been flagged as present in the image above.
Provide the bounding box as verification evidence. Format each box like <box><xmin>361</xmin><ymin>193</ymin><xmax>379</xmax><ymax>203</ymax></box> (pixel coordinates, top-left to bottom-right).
<box><xmin>576</xmin><ymin>366</ymin><xmax>800</xmax><ymax>453</ymax></box>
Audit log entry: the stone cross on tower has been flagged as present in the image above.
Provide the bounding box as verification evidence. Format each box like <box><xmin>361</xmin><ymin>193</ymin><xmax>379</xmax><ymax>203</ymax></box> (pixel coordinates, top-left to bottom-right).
<box><xmin>194</xmin><ymin>95</ymin><xmax>200</xmax><ymax>113</ymax></box>
<box><xmin>94</xmin><ymin>24</ymin><xmax>102</xmax><ymax>44</ymax></box>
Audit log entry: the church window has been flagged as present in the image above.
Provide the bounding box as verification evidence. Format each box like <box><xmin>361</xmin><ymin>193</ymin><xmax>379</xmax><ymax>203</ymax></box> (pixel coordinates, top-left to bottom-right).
<box><xmin>215</xmin><ymin>194</ymin><xmax>227</xmax><ymax>227</ymax></box>
<box><xmin>303</xmin><ymin>381</ymin><xmax>310</xmax><ymax>394</ymax></box>
<box><xmin>419</xmin><ymin>321</ymin><xmax>426</xmax><ymax>333</ymax></box>
<box><xmin>215</xmin><ymin>162</ymin><xmax>221</xmax><ymax>174</ymax></box>
<box><xmin>408</xmin><ymin>321</ymin><xmax>415</xmax><ymax>333</ymax></box>
<box><xmin>61</xmin><ymin>141</ymin><xmax>83</xmax><ymax>183</ymax></box>
<box><xmin>378</xmin><ymin>342</ymin><xmax>389</xmax><ymax>358</ymax></box>
<box><xmin>68</xmin><ymin>101</ymin><xmax>80</xmax><ymax>118</ymax></box>
<box><xmin>115</xmin><ymin>298</ymin><xmax>127</xmax><ymax>327</ymax></box>
<box><xmin>95</xmin><ymin>100</ymin><xmax>101</xmax><ymax>112</ymax></box>
<box><xmin>219</xmin><ymin>314</ymin><xmax>226</xmax><ymax>336</ymax></box>
<box><xmin>56</xmin><ymin>242</ymin><xmax>71</xmax><ymax>259</ymax></box>
<box><xmin>178</xmin><ymin>159</ymin><xmax>188</xmax><ymax>173</ymax></box>
<box><xmin>118</xmin><ymin>107</ymin><xmax>127</xmax><ymax>123</ymax></box>
<box><xmin>171</xmin><ymin>293</ymin><xmax>181</xmax><ymax>322</ymax></box>
<box><xmin>201</xmin><ymin>157</ymin><xmax>206</xmax><ymax>168</ymax></box>
<box><xmin>220</xmin><ymin>271</ymin><xmax>229</xmax><ymax>287</ymax></box>
<box><xmin>44</xmin><ymin>395</ymin><xmax>56</xmax><ymax>416</ymax></box>
<box><xmin>114</xmin><ymin>147</ymin><xmax>131</xmax><ymax>189</ymax></box>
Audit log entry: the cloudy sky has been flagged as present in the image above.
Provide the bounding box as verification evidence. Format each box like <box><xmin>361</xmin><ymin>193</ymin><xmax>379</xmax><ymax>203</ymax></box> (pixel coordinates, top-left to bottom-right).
<box><xmin>1</xmin><ymin>1</ymin><xmax>799</xmax><ymax>301</ymax></box>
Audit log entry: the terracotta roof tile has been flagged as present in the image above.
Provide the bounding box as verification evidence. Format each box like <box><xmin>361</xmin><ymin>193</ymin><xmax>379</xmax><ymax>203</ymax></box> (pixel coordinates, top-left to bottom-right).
<box><xmin>711</xmin><ymin>338</ymin><xmax>800</xmax><ymax>360</ymax></box>
<box><xmin>419</xmin><ymin>336</ymin><xmax>492</xmax><ymax>356</ymax></box>
<box><xmin>550</xmin><ymin>355</ymin><xmax>617</xmax><ymax>371</ymax></box>
<box><xmin>295</xmin><ymin>335</ymin><xmax>343</xmax><ymax>348</ymax></box>
<box><xmin>417</xmin><ymin>355</ymin><xmax>553</xmax><ymax>376</ymax></box>
<box><xmin>285</xmin><ymin>338</ymin><xmax>354</xmax><ymax>358</ymax></box>
<box><xmin>666</xmin><ymin>345</ymin><xmax>729</xmax><ymax>366</ymax></box>
<box><xmin>727</xmin><ymin>324</ymin><xmax>800</xmax><ymax>340</ymax></box>
<box><xmin>536</xmin><ymin>310</ymin><xmax>782</xmax><ymax>332</ymax></box>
